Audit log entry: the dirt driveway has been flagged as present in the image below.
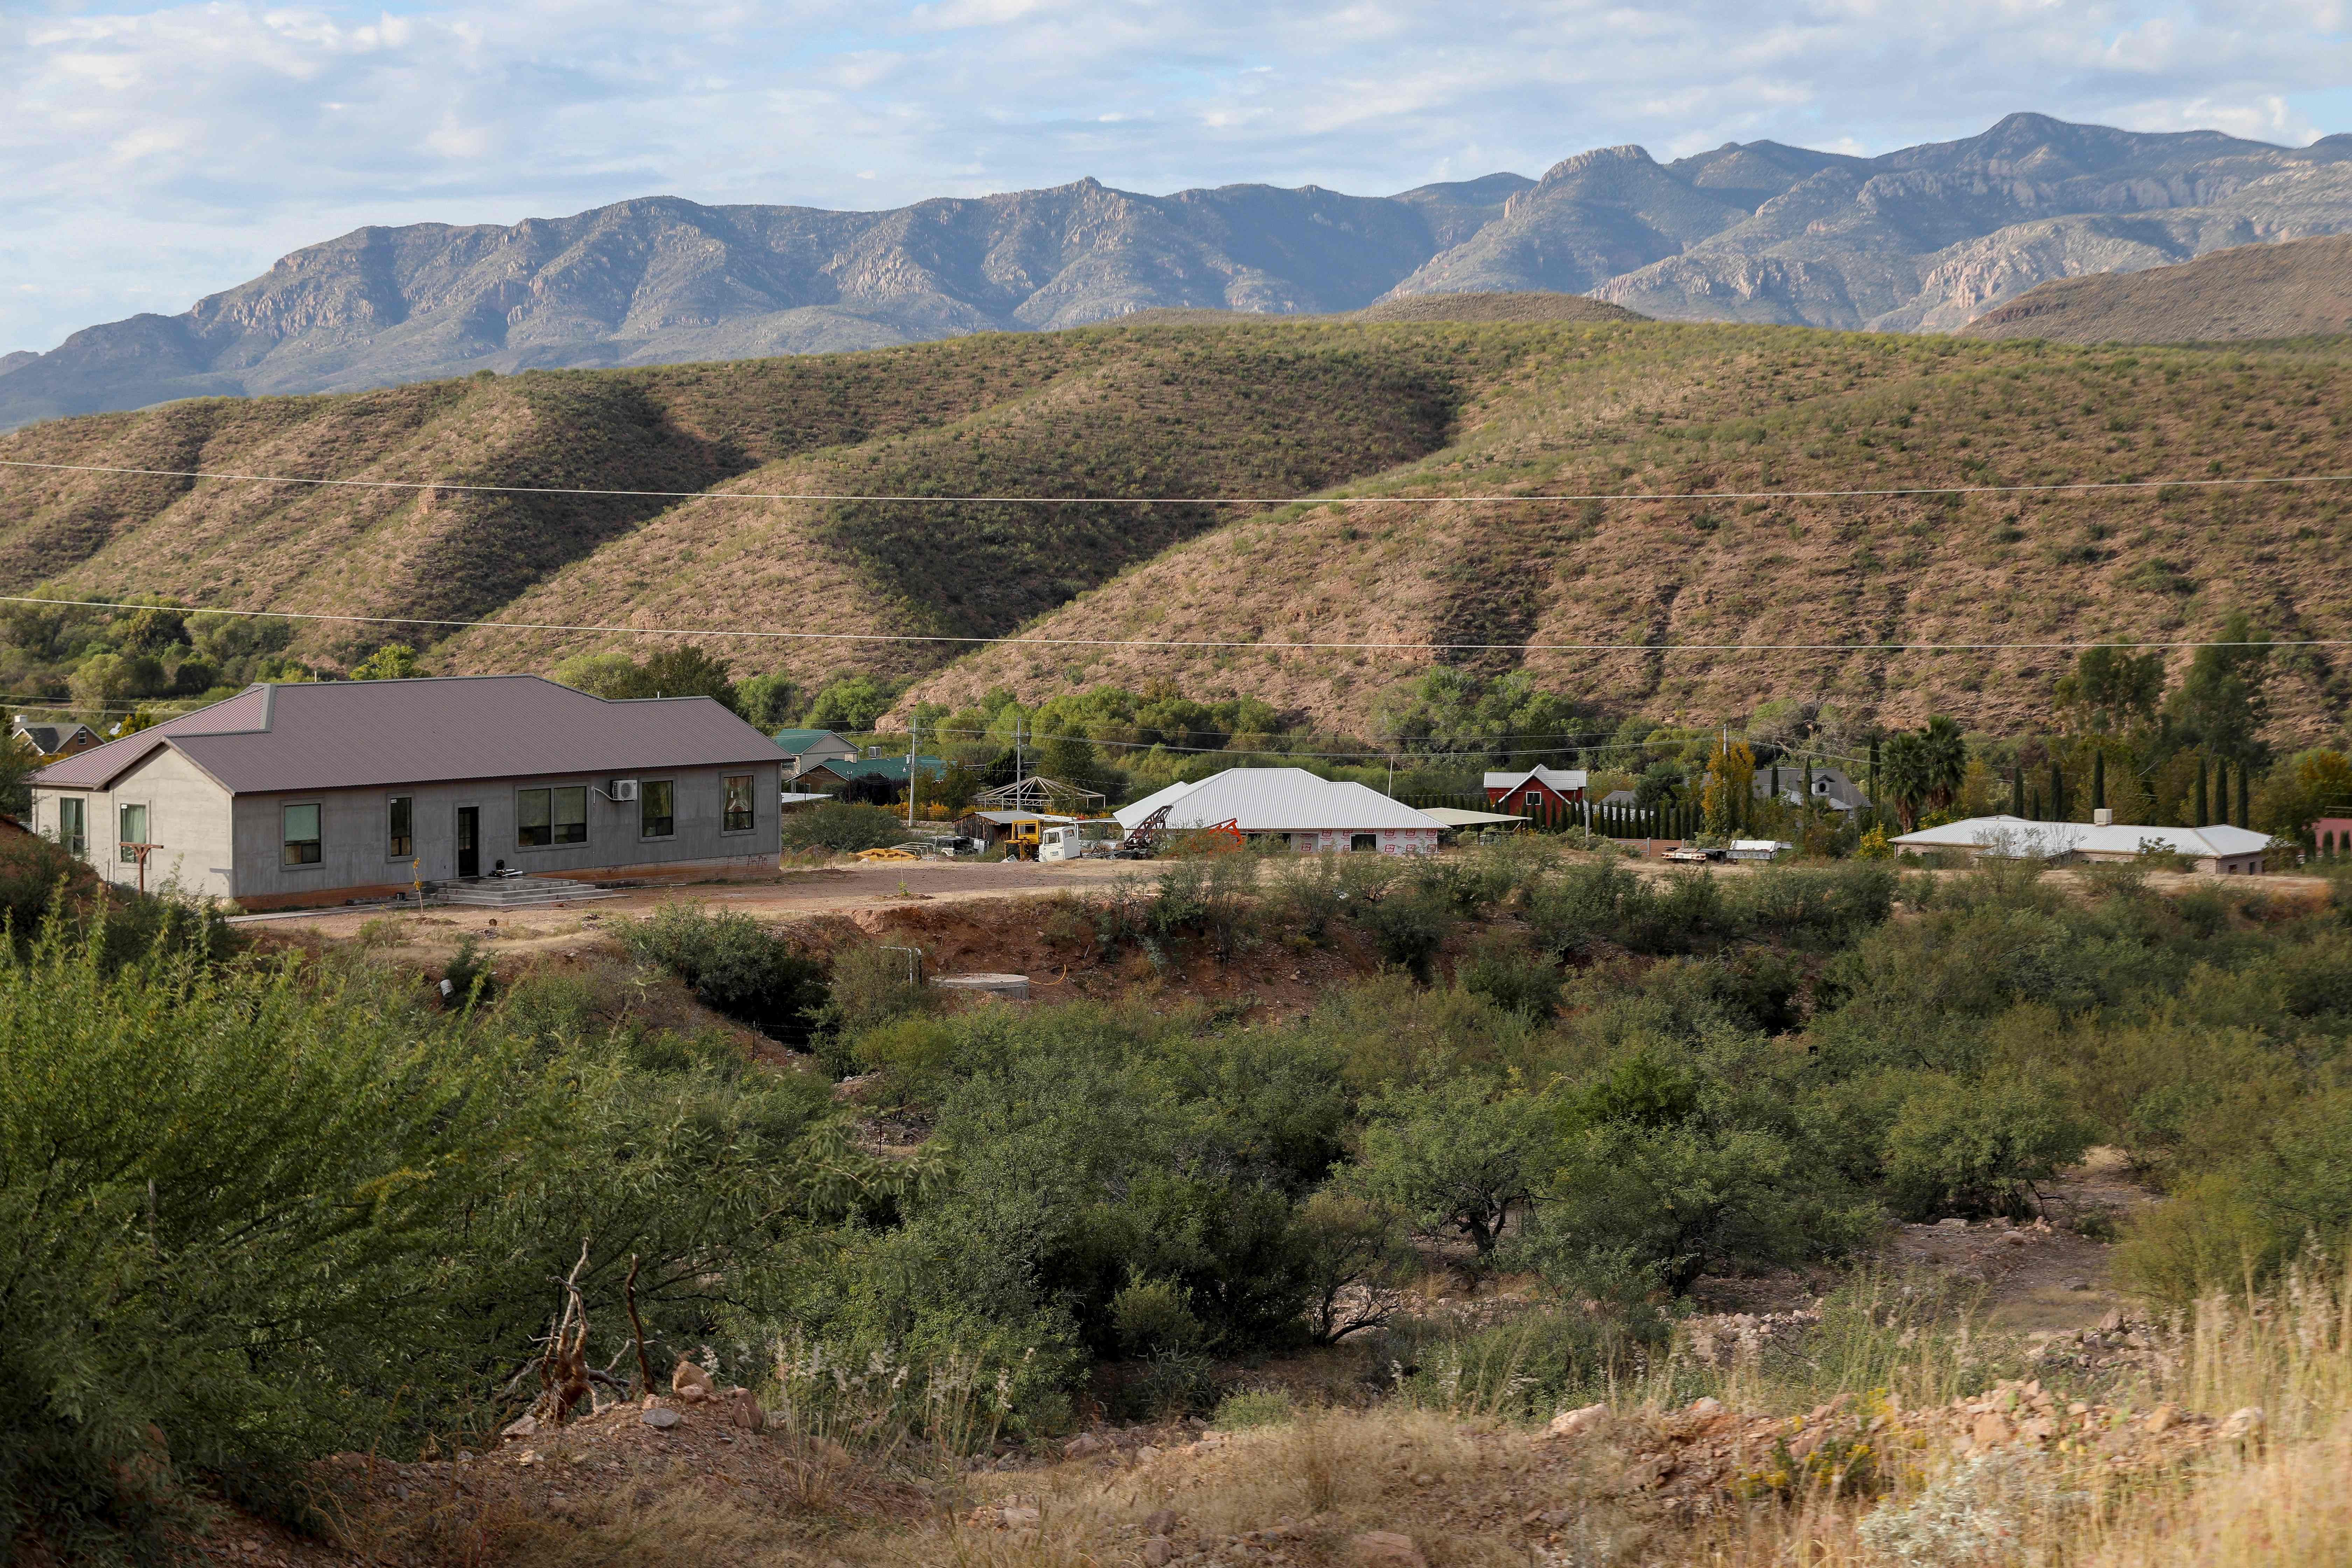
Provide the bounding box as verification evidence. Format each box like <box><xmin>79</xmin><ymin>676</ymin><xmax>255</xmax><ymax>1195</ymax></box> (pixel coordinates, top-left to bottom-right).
<box><xmin>241</xmin><ymin>855</ymin><xmax>1141</xmax><ymax>948</ymax></box>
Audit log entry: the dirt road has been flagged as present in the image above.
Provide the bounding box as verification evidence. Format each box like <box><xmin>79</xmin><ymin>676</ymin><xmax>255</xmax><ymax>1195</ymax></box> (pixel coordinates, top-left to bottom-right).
<box><xmin>245</xmin><ymin>856</ymin><xmax>1140</xmax><ymax>946</ymax></box>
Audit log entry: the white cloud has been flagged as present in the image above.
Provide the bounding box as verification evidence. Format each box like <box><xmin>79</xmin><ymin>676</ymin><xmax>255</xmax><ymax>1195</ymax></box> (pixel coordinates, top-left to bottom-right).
<box><xmin>1</xmin><ymin>0</ymin><xmax>2349</xmax><ymax>349</ymax></box>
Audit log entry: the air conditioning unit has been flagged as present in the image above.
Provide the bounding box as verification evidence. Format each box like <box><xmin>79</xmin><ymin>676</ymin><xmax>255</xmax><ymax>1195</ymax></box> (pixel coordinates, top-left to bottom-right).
<box><xmin>609</xmin><ymin>778</ymin><xmax>640</xmax><ymax>802</ymax></box>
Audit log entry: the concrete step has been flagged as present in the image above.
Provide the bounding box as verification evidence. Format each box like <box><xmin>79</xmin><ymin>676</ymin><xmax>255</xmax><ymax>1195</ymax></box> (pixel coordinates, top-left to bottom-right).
<box><xmin>439</xmin><ymin>876</ymin><xmax>621</xmax><ymax>908</ymax></box>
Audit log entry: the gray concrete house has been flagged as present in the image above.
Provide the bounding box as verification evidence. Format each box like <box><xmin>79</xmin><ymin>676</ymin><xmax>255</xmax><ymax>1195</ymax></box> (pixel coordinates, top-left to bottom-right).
<box><xmin>28</xmin><ymin>676</ymin><xmax>783</xmax><ymax>908</ymax></box>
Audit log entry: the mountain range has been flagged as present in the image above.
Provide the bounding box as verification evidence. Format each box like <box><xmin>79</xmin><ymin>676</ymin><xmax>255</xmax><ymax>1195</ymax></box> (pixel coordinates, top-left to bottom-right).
<box><xmin>8</xmin><ymin>113</ymin><xmax>2352</xmax><ymax>431</ymax></box>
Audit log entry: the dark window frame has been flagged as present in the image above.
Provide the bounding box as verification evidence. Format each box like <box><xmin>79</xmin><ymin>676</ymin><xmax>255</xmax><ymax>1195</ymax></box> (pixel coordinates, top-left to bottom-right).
<box><xmin>388</xmin><ymin>795</ymin><xmax>414</xmax><ymax>860</ymax></box>
<box><xmin>57</xmin><ymin>796</ymin><xmax>87</xmax><ymax>858</ymax></box>
<box><xmin>639</xmin><ymin>778</ymin><xmax>676</xmax><ymax>840</ymax></box>
<box><xmin>722</xmin><ymin>773</ymin><xmax>756</xmax><ymax>834</ymax></box>
<box><xmin>282</xmin><ymin>802</ymin><xmax>324</xmax><ymax>867</ymax></box>
<box><xmin>1350</xmin><ymin>832</ymin><xmax>1379</xmax><ymax>853</ymax></box>
<box><xmin>517</xmin><ymin>785</ymin><xmax>588</xmax><ymax>849</ymax></box>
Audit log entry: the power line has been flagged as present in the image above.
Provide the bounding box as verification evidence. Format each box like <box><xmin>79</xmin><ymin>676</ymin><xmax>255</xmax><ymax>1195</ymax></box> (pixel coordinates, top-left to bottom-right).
<box><xmin>5</xmin><ymin>456</ymin><xmax>2352</xmax><ymax>507</ymax></box>
<box><xmin>0</xmin><ymin>594</ymin><xmax>2322</xmax><ymax>655</ymax></box>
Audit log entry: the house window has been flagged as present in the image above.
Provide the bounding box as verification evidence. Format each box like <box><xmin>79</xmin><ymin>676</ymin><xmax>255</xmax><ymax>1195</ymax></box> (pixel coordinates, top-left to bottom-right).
<box><xmin>282</xmin><ymin>803</ymin><xmax>322</xmax><ymax>866</ymax></box>
<box><xmin>57</xmin><ymin>797</ymin><xmax>87</xmax><ymax>858</ymax></box>
<box><xmin>722</xmin><ymin>774</ymin><xmax>755</xmax><ymax>833</ymax></box>
<box><xmin>118</xmin><ymin>803</ymin><xmax>148</xmax><ymax>863</ymax></box>
<box><xmin>517</xmin><ymin>786</ymin><xmax>588</xmax><ymax>847</ymax></box>
<box><xmin>388</xmin><ymin>796</ymin><xmax>413</xmax><ymax>859</ymax></box>
<box><xmin>640</xmin><ymin>779</ymin><xmax>675</xmax><ymax>839</ymax></box>
<box><xmin>1350</xmin><ymin>833</ymin><xmax>1378</xmax><ymax>853</ymax></box>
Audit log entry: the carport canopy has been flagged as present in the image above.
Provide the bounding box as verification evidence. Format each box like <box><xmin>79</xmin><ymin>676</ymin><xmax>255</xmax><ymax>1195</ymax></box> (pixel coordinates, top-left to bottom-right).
<box><xmin>1418</xmin><ymin>807</ymin><xmax>1532</xmax><ymax>828</ymax></box>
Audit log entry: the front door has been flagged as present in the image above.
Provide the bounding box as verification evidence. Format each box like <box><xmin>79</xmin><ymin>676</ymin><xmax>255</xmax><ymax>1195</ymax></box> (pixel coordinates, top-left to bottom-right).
<box><xmin>456</xmin><ymin>806</ymin><xmax>480</xmax><ymax>879</ymax></box>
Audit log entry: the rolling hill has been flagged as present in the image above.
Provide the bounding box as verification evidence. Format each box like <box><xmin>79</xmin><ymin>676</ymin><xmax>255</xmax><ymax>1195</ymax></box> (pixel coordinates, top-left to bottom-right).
<box><xmin>9</xmin><ymin>115</ymin><xmax>2352</xmax><ymax>429</ymax></box>
<box><xmin>1962</xmin><ymin>233</ymin><xmax>2352</xmax><ymax>343</ymax></box>
<box><xmin>5</xmin><ymin>303</ymin><xmax>2352</xmax><ymax>743</ymax></box>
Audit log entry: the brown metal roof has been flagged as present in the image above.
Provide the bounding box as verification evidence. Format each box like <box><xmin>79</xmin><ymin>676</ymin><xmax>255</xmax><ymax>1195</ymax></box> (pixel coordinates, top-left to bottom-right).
<box><xmin>33</xmin><ymin>677</ymin><xmax>780</xmax><ymax>794</ymax></box>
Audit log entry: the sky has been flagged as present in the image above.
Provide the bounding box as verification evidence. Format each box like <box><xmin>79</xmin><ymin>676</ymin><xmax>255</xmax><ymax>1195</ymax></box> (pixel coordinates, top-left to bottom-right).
<box><xmin>5</xmin><ymin>0</ymin><xmax>2352</xmax><ymax>353</ymax></box>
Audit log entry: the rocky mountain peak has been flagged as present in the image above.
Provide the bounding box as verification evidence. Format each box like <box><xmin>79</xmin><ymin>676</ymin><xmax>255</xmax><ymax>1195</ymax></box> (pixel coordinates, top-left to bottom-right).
<box><xmin>8</xmin><ymin>113</ymin><xmax>2352</xmax><ymax>432</ymax></box>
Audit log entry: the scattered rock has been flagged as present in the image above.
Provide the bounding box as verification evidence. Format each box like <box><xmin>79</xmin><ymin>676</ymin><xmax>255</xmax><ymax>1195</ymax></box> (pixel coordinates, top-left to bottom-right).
<box><xmin>640</xmin><ymin>1406</ymin><xmax>681</xmax><ymax>1430</ymax></box>
<box><xmin>1143</xmin><ymin>1508</ymin><xmax>1179</xmax><ymax>1534</ymax></box>
<box><xmin>1135</xmin><ymin>1444</ymin><xmax>1162</xmax><ymax>1464</ymax></box>
<box><xmin>1687</xmin><ymin>1397</ymin><xmax>1724</xmax><ymax>1419</ymax></box>
<box><xmin>2145</xmin><ymin>1403</ymin><xmax>2182</xmax><ymax>1436</ymax></box>
<box><xmin>2062</xmin><ymin>1276</ymin><xmax>2091</xmax><ymax>1291</ymax></box>
<box><xmin>499</xmin><ymin>1415</ymin><xmax>539</xmax><ymax>1442</ymax></box>
<box><xmin>2098</xmin><ymin>1309</ymin><xmax>2127</xmax><ymax>1334</ymax></box>
<box><xmin>1065</xmin><ymin>1433</ymin><xmax>1104</xmax><ymax>1459</ymax></box>
<box><xmin>720</xmin><ymin>1387</ymin><xmax>766</xmax><ymax>1433</ymax></box>
<box><xmin>1002</xmin><ymin>1505</ymin><xmax>1041</xmax><ymax>1527</ymax></box>
<box><xmin>1547</xmin><ymin>1403</ymin><xmax>1609</xmax><ymax>1439</ymax></box>
<box><xmin>1142</xmin><ymin>1537</ymin><xmax>1172</xmax><ymax>1567</ymax></box>
<box><xmin>1349</xmin><ymin>1530</ymin><xmax>1428</xmax><ymax>1568</ymax></box>
<box><xmin>1937</xmin><ymin>1217</ymin><xmax>1969</xmax><ymax>1230</ymax></box>
<box><xmin>671</xmin><ymin>1360</ymin><xmax>714</xmax><ymax>1404</ymax></box>
<box><xmin>2222</xmin><ymin>1407</ymin><xmax>2266</xmax><ymax>1441</ymax></box>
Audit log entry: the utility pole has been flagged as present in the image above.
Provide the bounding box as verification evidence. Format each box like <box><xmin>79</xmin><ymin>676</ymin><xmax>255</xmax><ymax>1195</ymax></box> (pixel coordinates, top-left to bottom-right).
<box><xmin>1014</xmin><ymin>716</ymin><xmax>1024</xmax><ymax>788</ymax></box>
<box><xmin>906</xmin><ymin>714</ymin><xmax>918</xmax><ymax>830</ymax></box>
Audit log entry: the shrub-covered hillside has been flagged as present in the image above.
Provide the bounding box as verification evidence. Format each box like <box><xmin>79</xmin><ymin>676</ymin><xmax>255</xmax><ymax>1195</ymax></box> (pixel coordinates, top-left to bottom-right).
<box><xmin>4</xmin><ymin>316</ymin><xmax>2351</xmax><ymax>738</ymax></box>
<box><xmin>15</xmin><ymin>841</ymin><xmax>2352</xmax><ymax>1558</ymax></box>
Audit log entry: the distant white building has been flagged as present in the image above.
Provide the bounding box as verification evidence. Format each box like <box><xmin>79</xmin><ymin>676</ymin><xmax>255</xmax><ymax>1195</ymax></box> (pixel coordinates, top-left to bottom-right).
<box><xmin>1890</xmin><ymin>815</ymin><xmax>2273</xmax><ymax>875</ymax></box>
<box><xmin>1115</xmin><ymin>767</ymin><xmax>1445</xmax><ymax>855</ymax></box>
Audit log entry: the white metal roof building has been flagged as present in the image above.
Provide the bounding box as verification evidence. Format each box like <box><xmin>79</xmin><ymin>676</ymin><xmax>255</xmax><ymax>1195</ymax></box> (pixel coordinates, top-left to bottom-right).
<box><xmin>1115</xmin><ymin>768</ymin><xmax>1447</xmax><ymax>855</ymax></box>
<box><xmin>1890</xmin><ymin>815</ymin><xmax>2273</xmax><ymax>874</ymax></box>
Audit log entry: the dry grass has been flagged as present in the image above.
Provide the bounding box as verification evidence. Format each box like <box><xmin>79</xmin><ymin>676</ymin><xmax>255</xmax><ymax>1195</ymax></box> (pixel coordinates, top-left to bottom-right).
<box><xmin>9</xmin><ymin>316</ymin><xmax>2352</xmax><ymax>738</ymax></box>
<box><xmin>312</xmin><ymin>1268</ymin><xmax>2352</xmax><ymax>1568</ymax></box>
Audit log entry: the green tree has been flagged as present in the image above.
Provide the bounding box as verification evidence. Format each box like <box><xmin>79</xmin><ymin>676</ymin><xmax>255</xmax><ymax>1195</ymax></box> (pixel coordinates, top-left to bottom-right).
<box><xmin>1918</xmin><ymin>716</ymin><xmax>1967</xmax><ymax>816</ymax></box>
<box><xmin>736</xmin><ymin>671</ymin><xmax>800</xmax><ymax>732</ymax></box>
<box><xmin>117</xmin><ymin>605</ymin><xmax>187</xmax><ymax>656</ymax></box>
<box><xmin>1878</xmin><ymin>732</ymin><xmax>1930</xmax><ymax>831</ymax></box>
<box><xmin>349</xmin><ymin>643</ymin><xmax>420</xmax><ymax>680</ymax></box>
<box><xmin>636</xmin><ymin>645</ymin><xmax>738</xmax><ymax>709</ymax></box>
<box><xmin>1349</xmin><ymin>1081</ymin><xmax>1551</xmax><ymax>1257</ymax></box>
<box><xmin>551</xmin><ymin>649</ymin><xmax>643</xmax><ymax>698</ymax></box>
<box><xmin>2168</xmin><ymin>611</ymin><xmax>2272</xmax><ymax>763</ymax></box>
<box><xmin>2054</xmin><ymin>641</ymin><xmax>2165</xmax><ymax>734</ymax></box>
<box><xmin>1882</xmin><ymin>1074</ymin><xmax>2093</xmax><ymax>1221</ymax></box>
<box><xmin>1523</xmin><ymin>1121</ymin><xmax>1833</xmax><ymax>1296</ymax></box>
<box><xmin>803</xmin><ymin>675</ymin><xmax>896</xmax><ymax>733</ymax></box>
<box><xmin>1701</xmin><ymin>739</ymin><xmax>1755</xmax><ymax>835</ymax></box>
<box><xmin>69</xmin><ymin>652</ymin><xmax>167</xmax><ymax>707</ymax></box>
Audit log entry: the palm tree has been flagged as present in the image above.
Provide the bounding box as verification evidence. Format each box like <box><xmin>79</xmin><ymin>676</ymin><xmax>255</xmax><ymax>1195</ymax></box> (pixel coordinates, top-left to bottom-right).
<box><xmin>1919</xmin><ymin>716</ymin><xmax>1967</xmax><ymax>816</ymax></box>
<box><xmin>1879</xmin><ymin>731</ymin><xmax>1931</xmax><ymax>831</ymax></box>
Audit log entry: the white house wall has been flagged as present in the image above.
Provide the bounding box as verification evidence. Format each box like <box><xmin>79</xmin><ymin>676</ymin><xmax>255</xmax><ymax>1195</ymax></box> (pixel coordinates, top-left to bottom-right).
<box><xmin>1268</xmin><ymin>827</ymin><xmax>1440</xmax><ymax>855</ymax></box>
<box><xmin>31</xmin><ymin>747</ymin><xmax>238</xmax><ymax>900</ymax></box>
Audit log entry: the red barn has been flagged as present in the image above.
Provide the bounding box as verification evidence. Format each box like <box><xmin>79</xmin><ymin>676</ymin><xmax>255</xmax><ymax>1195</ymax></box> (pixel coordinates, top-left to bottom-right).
<box><xmin>1483</xmin><ymin>766</ymin><xmax>1588</xmax><ymax>825</ymax></box>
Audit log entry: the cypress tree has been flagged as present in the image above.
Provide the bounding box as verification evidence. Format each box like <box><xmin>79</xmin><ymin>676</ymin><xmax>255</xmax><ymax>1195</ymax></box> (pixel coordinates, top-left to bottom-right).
<box><xmin>2195</xmin><ymin>757</ymin><xmax>2210</xmax><ymax>825</ymax></box>
<box><xmin>2092</xmin><ymin>751</ymin><xmax>2106</xmax><ymax>814</ymax></box>
<box><xmin>2009</xmin><ymin>765</ymin><xmax>2024</xmax><ymax>817</ymax></box>
<box><xmin>2030</xmin><ymin>788</ymin><xmax>2043</xmax><ymax>820</ymax></box>
<box><xmin>2238</xmin><ymin>766</ymin><xmax>2252</xmax><ymax>830</ymax></box>
<box><xmin>2050</xmin><ymin>759</ymin><xmax>2065</xmax><ymax>821</ymax></box>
